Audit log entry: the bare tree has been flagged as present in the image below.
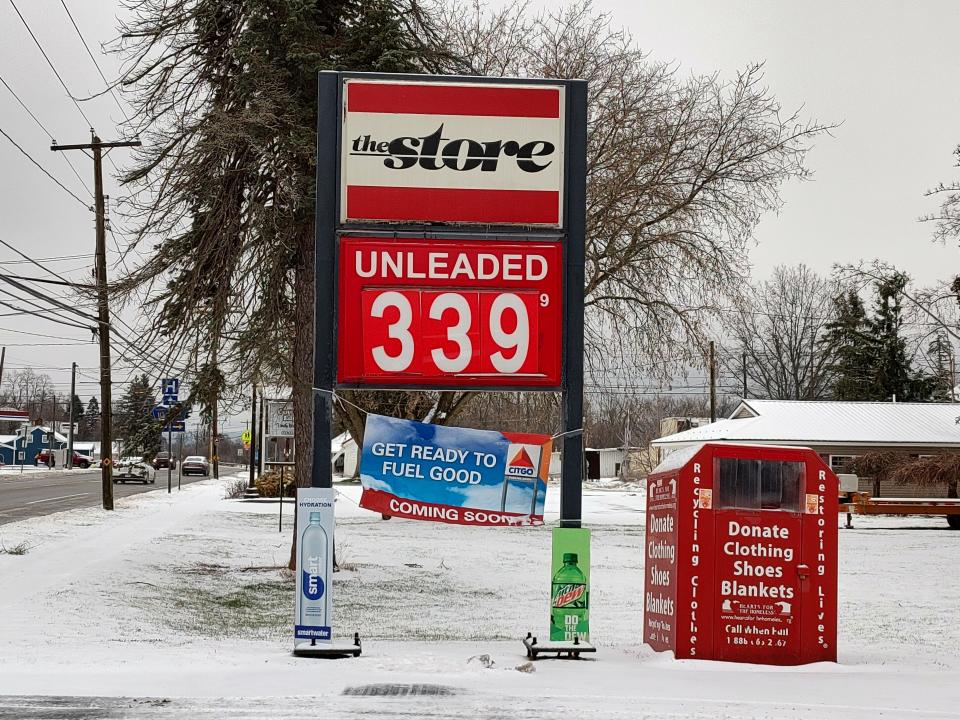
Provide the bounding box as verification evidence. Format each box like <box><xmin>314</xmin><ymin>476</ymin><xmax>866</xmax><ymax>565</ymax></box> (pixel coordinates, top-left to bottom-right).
<box><xmin>719</xmin><ymin>264</ymin><xmax>838</xmax><ymax>400</ymax></box>
<box><xmin>923</xmin><ymin>143</ymin><xmax>960</xmax><ymax>243</ymax></box>
<box><xmin>432</xmin><ymin>1</ymin><xmax>834</xmax><ymax>378</ymax></box>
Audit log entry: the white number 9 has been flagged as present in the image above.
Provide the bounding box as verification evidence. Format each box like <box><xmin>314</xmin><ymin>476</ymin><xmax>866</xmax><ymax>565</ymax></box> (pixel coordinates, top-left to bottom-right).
<box><xmin>489</xmin><ymin>293</ymin><xmax>529</xmax><ymax>373</ymax></box>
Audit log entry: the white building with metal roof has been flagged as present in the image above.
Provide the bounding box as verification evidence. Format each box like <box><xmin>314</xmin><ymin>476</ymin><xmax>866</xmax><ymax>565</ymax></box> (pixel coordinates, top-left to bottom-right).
<box><xmin>652</xmin><ymin>400</ymin><xmax>960</xmax><ymax>497</ymax></box>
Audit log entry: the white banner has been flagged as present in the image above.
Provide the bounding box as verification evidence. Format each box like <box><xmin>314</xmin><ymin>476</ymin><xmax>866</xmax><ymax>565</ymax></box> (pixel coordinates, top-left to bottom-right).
<box><xmin>266</xmin><ymin>400</ymin><xmax>294</xmax><ymax>437</ymax></box>
<box><xmin>294</xmin><ymin>488</ymin><xmax>335</xmax><ymax>646</ymax></box>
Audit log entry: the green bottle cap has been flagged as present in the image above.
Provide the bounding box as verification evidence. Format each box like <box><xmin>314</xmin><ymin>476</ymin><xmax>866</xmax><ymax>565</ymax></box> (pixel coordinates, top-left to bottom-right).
<box><xmin>563</xmin><ymin>552</ymin><xmax>578</xmax><ymax>564</ymax></box>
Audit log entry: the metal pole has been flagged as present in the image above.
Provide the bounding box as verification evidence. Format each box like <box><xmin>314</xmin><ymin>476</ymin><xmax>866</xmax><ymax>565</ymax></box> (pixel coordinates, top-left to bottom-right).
<box><xmin>178</xmin><ymin>432</ymin><xmax>182</xmax><ymax>490</ymax></box>
<box><xmin>560</xmin><ymin>79</ymin><xmax>588</xmax><ymax>529</ymax></box>
<box><xmin>167</xmin><ymin>423</ymin><xmax>172</xmax><ymax>494</ymax></box>
<box><xmin>67</xmin><ymin>362</ymin><xmax>76</xmax><ymax>469</ymax></box>
<box><xmin>248</xmin><ymin>385</ymin><xmax>257</xmax><ymax>488</ymax></box>
<box><xmin>709</xmin><ymin>341</ymin><xmax>716</xmax><ymax>423</ymax></box>
<box><xmin>279</xmin><ymin>465</ymin><xmax>284</xmax><ymax>532</ymax></box>
<box><xmin>312</xmin><ymin>72</ymin><xmax>339</xmax><ymax>491</ymax></box>
<box><xmin>0</xmin><ymin>346</ymin><xmax>5</xmax><ymax>390</ymax></box>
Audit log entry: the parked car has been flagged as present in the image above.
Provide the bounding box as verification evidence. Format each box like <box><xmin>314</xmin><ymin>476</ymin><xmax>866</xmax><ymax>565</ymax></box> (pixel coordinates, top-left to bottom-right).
<box><xmin>35</xmin><ymin>449</ymin><xmax>94</xmax><ymax>469</ymax></box>
<box><xmin>152</xmin><ymin>451</ymin><xmax>177</xmax><ymax>470</ymax></box>
<box><xmin>114</xmin><ymin>460</ymin><xmax>156</xmax><ymax>485</ymax></box>
<box><xmin>181</xmin><ymin>456</ymin><xmax>210</xmax><ymax>477</ymax></box>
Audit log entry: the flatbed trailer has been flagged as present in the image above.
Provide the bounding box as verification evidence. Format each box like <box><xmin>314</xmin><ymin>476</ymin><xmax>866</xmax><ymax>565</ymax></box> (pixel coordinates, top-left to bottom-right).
<box><xmin>839</xmin><ymin>492</ymin><xmax>960</xmax><ymax>529</ymax></box>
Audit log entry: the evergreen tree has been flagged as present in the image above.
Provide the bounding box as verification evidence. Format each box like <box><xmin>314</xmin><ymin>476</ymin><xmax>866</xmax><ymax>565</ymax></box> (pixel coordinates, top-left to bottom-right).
<box><xmin>869</xmin><ymin>272</ymin><xmax>932</xmax><ymax>401</ymax></box>
<box><xmin>69</xmin><ymin>394</ymin><xmax>85</xmax><ymax>437</ymax></box>
<box><xmin>822</xmin><ymin>290</ymin><xmax>875</xmax><ymax>400</ymax></box>
<box><xmin>823</xmin><ymin>274</ymin><xmax>933</xmax><ymax>401</ymax></box>
<box><xmin>83</xmin><ymin>397</ymin><xmax>100</xmax><ymax>440</ymax></box>
<box><xmin>114</xmin><ymin>376</ymin><xmax>161</xmax><ymax>460</ymax></box>
<box><xmin>926</xmin><ymin>330</ymin><xmax>955</xmax><ymax>401</ymax></box>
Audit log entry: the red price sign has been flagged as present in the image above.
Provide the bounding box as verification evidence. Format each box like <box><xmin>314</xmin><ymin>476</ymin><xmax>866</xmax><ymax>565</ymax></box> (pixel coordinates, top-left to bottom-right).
<box><xmin>338</xmin><ymin>239</ymin><xmax>562</xmax><ymax>388</ymax></box>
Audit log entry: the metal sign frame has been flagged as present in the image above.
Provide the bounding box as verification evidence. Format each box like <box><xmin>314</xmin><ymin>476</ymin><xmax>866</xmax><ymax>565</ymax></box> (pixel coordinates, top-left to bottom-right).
<box><xmin>313</xmin><ymin>71</ymin><xmax>586</xmax><ymax>528</ymax></box>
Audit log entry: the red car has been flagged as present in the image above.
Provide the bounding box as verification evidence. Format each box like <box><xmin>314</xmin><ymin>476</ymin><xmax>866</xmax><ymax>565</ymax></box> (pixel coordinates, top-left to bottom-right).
<box><xmin>34</xmin><ymin>449</ymin><xmax>93</xmax><ymax>469</ymax></box>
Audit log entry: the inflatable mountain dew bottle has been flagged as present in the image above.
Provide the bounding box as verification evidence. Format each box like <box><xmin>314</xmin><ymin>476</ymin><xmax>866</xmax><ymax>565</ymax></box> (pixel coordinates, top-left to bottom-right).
<box><xmin>550</xmin><ymin>552</ymin><xmax>588</xmax><ymax>641</ymax></box>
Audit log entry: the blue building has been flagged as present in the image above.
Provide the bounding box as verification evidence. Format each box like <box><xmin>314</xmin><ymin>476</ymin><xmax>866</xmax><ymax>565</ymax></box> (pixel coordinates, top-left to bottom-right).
<box><xmin>0</xmin><ymin>426</ymin><xmax>68</xmax><ymax>466</ymax></box>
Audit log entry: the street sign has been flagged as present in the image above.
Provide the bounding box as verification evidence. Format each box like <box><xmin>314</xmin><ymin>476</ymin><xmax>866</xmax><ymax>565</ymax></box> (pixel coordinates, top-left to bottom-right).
<box><xmin>340</xmin><ymin>79</ymin><xmax>566</xmax><ymax>227</ymax></box>
<box><xmin>152</xmin><ymin>405</ymin><xmax>168</xmax><ymax>420</ymax></box>
<box><xmin>161</xmin><ymin>378</ymin><xmax>180</xmax><ymax>396</ymax></box>
<box><xmin>163</xmin><ymin>421</ymin><xmax>186</xmax><ymax>433</ymax></box>
<box><xmin>337</xmin><ymin>238</ymin><xmax>563</xmax><ymax>387</ymax></box>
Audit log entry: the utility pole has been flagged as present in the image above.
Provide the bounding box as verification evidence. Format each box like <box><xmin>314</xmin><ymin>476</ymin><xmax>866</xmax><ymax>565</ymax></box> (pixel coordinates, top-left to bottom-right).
<box><xmin>0</xmin><ymin>346</ymin><xmax>5</xmax><ymax>389</ymax></box>
<box><xmin>67</xmin><ymin>362</ymin><xmax>76</xmax><ymax>469</ymax></box>
<box><xmin>52</xmin><ymin>132</ymin><xmax>141</xmax><ymax>510</ymax></box>
<box><xmin>709</xmin><ymin>341</ymin><xmax>717</xmax><ymax>423</ymax></box>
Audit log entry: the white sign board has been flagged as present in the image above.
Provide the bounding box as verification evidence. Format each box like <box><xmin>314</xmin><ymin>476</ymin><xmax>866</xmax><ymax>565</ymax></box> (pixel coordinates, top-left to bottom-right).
<box><xmin>294</xmin><ymin>488</ymin><xmax>335</xmax><ymax>646</ymax></box>
<box><xmin>266</xmin><ymin>400</ymin><xmax>294</xmax><ymax>438</ymax></box>
<box><xmin>340</xmin><ymin>79</ymin><xmax>566</xmax><ymax>227</ymax></box>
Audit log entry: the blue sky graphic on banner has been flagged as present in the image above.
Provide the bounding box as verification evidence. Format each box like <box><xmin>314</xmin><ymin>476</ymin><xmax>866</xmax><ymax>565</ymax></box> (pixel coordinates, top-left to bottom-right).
<box><xmin>358</xmin><ymin>414</ymin><xmax>552</xmax><ymax>526</ymax></box>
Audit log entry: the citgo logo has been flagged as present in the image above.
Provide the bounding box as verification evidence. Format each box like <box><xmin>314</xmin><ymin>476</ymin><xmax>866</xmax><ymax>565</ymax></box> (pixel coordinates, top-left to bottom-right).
<box><xmin>506</xmin><ymin>443</ymin><xmax>541</xmax><ymax>479</ymax></box>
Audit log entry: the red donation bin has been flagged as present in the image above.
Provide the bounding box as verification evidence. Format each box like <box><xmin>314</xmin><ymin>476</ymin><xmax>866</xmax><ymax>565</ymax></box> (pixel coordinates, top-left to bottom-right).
<box><xmin>644</xmin><ymin>443</ymin><xmax>838</xmax><ymax>665</ymax></box>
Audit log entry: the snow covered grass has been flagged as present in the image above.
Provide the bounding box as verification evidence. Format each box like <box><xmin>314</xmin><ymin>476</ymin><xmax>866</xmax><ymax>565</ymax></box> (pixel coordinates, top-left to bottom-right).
<box><xmin>0</xmin><ymin>474</ymin><xmax>958</xmax><ymax>718</ymax></box>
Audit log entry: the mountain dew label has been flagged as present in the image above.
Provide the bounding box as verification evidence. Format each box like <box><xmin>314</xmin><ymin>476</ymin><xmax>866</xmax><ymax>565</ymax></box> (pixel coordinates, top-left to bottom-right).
<box><xmin>552</xmin><ymin>583</ymin><xmax>586</xmax><ymax>608</ymax></box>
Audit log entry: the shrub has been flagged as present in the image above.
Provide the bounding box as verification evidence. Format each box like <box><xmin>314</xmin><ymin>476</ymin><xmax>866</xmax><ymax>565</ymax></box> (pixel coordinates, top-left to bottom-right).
<box><xmin>255</xmin><ymin>470</ymin><xmax>296</xmax><ymax>498</ymax></box>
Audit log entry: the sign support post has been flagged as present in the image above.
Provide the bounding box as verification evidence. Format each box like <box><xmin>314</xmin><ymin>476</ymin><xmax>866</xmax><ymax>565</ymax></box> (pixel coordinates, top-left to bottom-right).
<box><xmin>561</xmin><ymin>79</ymin><xmax>587</xmax><ymax>530</ymax></box>
<box><xmin>312</xmin><ymin>70</ymin><xmax>338</xmax><ymax>494</ymax></box>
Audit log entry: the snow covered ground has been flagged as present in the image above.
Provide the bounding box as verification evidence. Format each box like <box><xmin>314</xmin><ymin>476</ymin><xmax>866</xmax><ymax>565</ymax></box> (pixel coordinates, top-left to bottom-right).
<box><xmin>0</xmin><ymin>474</ymin><xmax>958</xmax><ymax>718</ymax></box>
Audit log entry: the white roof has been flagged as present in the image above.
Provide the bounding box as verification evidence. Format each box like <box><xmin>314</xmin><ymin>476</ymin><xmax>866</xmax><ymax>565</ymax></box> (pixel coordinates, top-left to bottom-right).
<box><xmin>652</xmin><ymin>399</ymin><xmax>960</xmax><ymax>449</ymax></box>
<box><xmin>0</xmin><ymin>434</ymin><xmax>16</xmax><ymax>446</ymax></box>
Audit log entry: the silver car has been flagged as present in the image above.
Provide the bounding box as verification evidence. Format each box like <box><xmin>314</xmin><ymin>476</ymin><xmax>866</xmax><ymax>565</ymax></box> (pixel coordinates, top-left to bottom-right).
<box><xmin>182</xmin><ymin>456</ymin><xmax>210</xmax><ymax>476</ymax></box>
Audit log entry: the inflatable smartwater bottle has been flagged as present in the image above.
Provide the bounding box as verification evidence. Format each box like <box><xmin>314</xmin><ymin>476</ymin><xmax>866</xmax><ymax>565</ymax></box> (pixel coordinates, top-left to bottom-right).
<box><xmin>299</xmin><ymin>512</ymin><xmax>328</xmax><ymax>630</ymax></box>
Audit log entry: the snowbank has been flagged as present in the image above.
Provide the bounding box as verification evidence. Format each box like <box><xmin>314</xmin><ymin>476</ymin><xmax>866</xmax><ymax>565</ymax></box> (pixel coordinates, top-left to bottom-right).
<box><xmin>0</xmin><ymin>475</ymin><xmax>958</xmax><ymax>718</ymax></box>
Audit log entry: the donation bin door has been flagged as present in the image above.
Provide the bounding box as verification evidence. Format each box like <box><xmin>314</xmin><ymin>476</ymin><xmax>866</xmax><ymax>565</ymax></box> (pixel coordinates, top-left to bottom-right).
<box><xmin>713</xmin><ymin>457</ymin><xmax>805</xmax><ymax>664</ymax></box>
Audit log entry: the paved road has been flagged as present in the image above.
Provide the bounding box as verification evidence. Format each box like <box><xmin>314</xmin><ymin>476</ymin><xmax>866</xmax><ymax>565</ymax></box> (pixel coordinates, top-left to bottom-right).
<box><xmin>0</xmin><ymin>467</ymin><xmax>212</xmax><ymax>525</ymax></box>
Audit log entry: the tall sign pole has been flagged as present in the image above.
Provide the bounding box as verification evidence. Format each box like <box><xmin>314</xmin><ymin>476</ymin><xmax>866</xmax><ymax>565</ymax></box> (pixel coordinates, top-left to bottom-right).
<box><xmin>52</xmin><ymin>133</ymin><xmax>141</xmax><ymax>509</ymax></box>
<box><xmin>311</xmin><ymin>71</ymin><xmax>338</xmax><ymax>491</ymax></box>
<box><xmin>561</xmin><ymin>79</ymin><xmax>587</xmax><ymax>529</ymax></box>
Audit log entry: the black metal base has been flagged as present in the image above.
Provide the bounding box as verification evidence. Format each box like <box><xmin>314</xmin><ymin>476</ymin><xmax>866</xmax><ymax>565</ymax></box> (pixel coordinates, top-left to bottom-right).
<box><xmin>523</xmin><ymin>632</ymin><xmax>595</xmax><ymax>660</ymax></box>
<box><xmin>293</xmin><ymin>632</ymin><xmax>362</xmax><ymax>658</ymax></box>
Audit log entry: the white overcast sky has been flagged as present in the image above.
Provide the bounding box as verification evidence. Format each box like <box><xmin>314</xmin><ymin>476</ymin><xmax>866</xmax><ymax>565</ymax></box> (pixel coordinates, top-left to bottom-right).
<box><xmin>0</xmin><ymin>1</ymin><xmax>958</xmax><ymax>417</ymax></box>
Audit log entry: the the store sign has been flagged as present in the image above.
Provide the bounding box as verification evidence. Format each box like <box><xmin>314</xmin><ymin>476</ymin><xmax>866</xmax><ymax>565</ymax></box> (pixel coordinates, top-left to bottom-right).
<box><xmin>294</xmin><ymin>488</ymin><xmax>335</xmax><ymax>645</ymax></box>
<box><xmin>340</xmin><ymin>79</ymin><xmax>566</xmax><ymax>226</ymax></box>
<box><xmin>357</xmin><ymin>414</ymin><xmax>551</xmax><ymax>526</ymax></box>
<box><xmin>337</xmin><ymin>238</ymin><xmax>562</xmax><ymax>388</ymax></box>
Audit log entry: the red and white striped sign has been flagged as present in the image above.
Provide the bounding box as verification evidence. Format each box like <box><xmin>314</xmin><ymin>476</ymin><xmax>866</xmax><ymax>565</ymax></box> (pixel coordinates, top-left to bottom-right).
<box><xmin>340</xmin><ymin>80</ymin><xmax>566</xmax><ymax>226</ymax></box>
<box><xmin>0</xmin><ymin>408</ymin><xmax>29</xmax><ymax>423</ymax></box>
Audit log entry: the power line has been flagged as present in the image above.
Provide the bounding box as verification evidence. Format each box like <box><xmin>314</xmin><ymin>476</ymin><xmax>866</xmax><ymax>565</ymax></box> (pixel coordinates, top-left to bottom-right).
<box><xmin>0</xmin><ymin>126</ymin><xmax>90</xmax><ymax>209</ymax></box>
<box><xmin>7</xmin><ymin>0</ymin><xmax>95</xmax><ymax>129</ymax></box>
<box><xmin>58</xmin><ymin>0</ymin><xmax>128</xmax><ymax>121</ymax></box>
<box><xmin>0</xmin><ymin>72</ymin><xmax>93</xmax><ymax>196</ymax></box>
